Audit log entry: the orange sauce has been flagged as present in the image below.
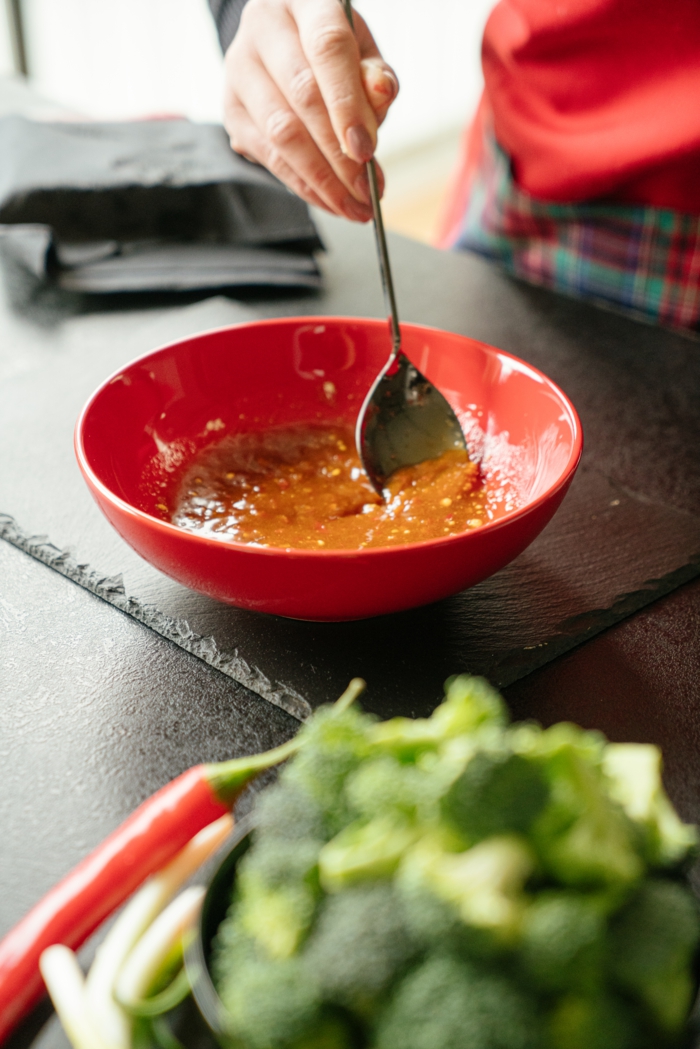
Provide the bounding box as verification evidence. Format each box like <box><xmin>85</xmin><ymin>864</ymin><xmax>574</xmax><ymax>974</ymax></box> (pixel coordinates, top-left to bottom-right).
<box><xmin>171</xmin><ymin>424</ymin><xmax>486</xmax><ymax>550</ymax></box>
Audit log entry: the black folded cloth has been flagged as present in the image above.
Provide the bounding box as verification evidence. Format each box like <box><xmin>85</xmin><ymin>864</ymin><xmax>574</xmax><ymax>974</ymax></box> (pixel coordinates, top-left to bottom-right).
<box><xmin>0</xmin><ymin>114</ymin><xmax>323</xmax><ymax>293</ymax></box>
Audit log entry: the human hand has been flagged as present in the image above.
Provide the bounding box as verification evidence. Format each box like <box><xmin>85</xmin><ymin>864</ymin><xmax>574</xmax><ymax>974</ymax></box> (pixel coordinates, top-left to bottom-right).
<box><xmin>223</xmin><ymin>0</ymin><xmax>399</xmax><ymax>222</ymax></box>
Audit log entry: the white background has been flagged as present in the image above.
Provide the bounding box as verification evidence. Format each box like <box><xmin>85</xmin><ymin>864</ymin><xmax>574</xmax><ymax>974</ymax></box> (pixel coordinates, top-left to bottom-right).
<box><xmin>0</xmin><ymin>0</ymin><xmax>493</xmax><ymax>156</ymax></box>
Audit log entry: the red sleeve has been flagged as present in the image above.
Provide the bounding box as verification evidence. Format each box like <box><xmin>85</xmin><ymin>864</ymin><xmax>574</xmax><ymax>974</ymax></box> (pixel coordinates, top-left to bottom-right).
<box><xmin>482</xmin><ymin>0</ymin><xmax>700</xmax><ymax>213</ymax></box>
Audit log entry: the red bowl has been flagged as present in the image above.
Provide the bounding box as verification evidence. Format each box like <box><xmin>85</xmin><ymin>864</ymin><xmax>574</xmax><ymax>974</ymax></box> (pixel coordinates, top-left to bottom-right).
<box><xmin>75</xmin><ymin>317</ymin><xmax>582</xmax><ymax>621</ymax></box>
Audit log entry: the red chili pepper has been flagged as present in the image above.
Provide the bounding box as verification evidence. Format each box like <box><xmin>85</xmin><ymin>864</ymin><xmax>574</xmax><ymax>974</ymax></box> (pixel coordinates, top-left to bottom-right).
<box><xmin>0</xmin><ymin>736</ymin><xmax>301</xmax><ymax>1044</ymax></box>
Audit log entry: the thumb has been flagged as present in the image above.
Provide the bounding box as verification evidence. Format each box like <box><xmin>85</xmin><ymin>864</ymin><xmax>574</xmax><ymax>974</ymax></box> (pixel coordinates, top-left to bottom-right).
<box><xmin>361</xmin><ymin>58</ymin><xmax>399</xmax><ymax>126</ymax></box>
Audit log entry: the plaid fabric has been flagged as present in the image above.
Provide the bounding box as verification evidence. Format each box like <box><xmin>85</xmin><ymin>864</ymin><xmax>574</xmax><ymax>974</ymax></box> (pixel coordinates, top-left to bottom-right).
<box><xmin>450</xmin><ymin>126</ymin><xmax>700</xmax><ymax>331</ymax></box>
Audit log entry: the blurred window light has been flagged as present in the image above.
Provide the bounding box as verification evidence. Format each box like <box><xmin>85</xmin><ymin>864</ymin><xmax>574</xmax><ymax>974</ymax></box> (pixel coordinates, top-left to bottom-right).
<box><xmin>22</xmin><ymin>0</ymin><xmax>225</xmax><ymax>121</ymax></box>
<box><xmin>0</xmin><ymin>2</ymin><xmax>19</xmax><ymax>75</ymax></box>
<box><xmin>17</xmin><ymin>0</ymin><xmax>493</xmax><ymax>154</ymax></box>
<box><xmin>356</xmin><ymin>0</ymin><xmax>494</xmax><ymax>157</ymax></box>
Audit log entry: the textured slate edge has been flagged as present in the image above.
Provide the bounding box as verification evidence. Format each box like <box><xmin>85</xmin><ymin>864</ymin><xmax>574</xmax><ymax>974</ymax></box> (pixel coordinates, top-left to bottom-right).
<box><xmin>491</xmin><ymin>557</ymin><xmax>700</xmax><ymax>688</ymax></box>
<box><xmin>0</xmin><ymin>512</ymin><xmax>312</xmax><ymax>723</ymax></box>
<box><xmin>3</xmin><ymin>510</ymin><xmax>699</xmax><ymax>714</ymax></box>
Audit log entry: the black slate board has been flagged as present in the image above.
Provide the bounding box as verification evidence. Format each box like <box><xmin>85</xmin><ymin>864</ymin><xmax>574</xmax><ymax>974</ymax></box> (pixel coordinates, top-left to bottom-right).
<box><xmin>0</xmin><ymin>536</ymin><xmax>291</xmax><ymax>1049</ymax></box>
<box><xmin>1</xmin><ymin>212</ymin><xmax>699</xmax><ymax>720</ymax></box>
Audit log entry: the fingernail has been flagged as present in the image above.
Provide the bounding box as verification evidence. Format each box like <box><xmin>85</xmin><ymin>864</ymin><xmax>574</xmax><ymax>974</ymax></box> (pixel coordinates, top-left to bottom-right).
<box><xmin>373</xmin><ymin>70</ymin><xmax>399</xmax><ymax>102</ymax></box>
<box><xmin>383</xmin><ymin>71</ymin><xmax>399</xmax><ymax>101</ymax></box>
<box><xmin>345</xmin><ymin>125</ymin><xmax>374</xmax><ymax>164</ymax></box>
<box><xmin>344</xmin><ymin>196</ymin><xmax>373</xmax><ymax>222</ymax></box>
<box><xmin>354</xmin><ymin>170</ymin><xmax>371</xmax><ymax>205</ymax></box>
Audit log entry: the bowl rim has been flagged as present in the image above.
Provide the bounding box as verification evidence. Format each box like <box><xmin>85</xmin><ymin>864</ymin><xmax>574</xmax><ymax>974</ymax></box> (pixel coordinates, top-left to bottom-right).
<box><xmin>74</xmin><ymin>315</ymin><xmax>583</xmax><ymax>560</ymax></box>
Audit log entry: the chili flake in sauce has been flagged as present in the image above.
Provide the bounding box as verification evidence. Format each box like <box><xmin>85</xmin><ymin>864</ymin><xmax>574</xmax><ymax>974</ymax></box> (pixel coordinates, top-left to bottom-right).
<box><xmin>171</xmin><ymin>423</ymin><xmax>486</xmax><ymax>550</ymax></box>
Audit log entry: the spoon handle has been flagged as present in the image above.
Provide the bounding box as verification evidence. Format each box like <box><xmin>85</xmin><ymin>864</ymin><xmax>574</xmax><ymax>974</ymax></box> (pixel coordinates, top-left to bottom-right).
<box><xmin>340</xmin><ymin>0</ymin><xmax>401</xmax><ymax>359</ymax></box>
<box><xmin>367</xmin><ymin>158</ymin><xmax>401</xmax><ymax>358</ymax></box>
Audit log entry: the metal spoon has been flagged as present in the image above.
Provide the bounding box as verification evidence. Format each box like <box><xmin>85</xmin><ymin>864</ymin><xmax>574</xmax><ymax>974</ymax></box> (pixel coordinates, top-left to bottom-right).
<box><xmin>341</xmin><ymin>0</ymin><xmax>466</xmax><ymax>494</ymax></box>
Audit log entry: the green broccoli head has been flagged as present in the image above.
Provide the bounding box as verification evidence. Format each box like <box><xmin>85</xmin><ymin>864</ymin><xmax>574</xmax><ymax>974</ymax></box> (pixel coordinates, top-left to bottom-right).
<box><xmin>607</xmin><ymin>878</ymin><xmax>700</xmax><ymax>1033</ymax></box>
<box><xmin>288</xmin><ymin>1014</ymin><xmax>356</xmax><ymax>1049</ymax></box>
<box><xmin>376</xmin><ymin>953</ymin><xmax>542</xmax><ymax>1049</ymax></box>
<box><xmin>399</xmin><ymin>833</ymin><xmax>535</xmax><ymax>945</ymax></box>
<box><xmin>531</xmin><ymin>732</ymin><xmax>643</xmax><ymax>887</ymax></box>
<box><xmin>318</xmin><ymin>815</ymin><xmax>420</xmax><ymax>891</ymax></box>
<box><xmin>254</xmin><ymin>781</ymin><xmax>327</xmax><ymax>843</ymax></box>
<box><xmin>213</xmin><ymin>676</ymin><xmax>700</xmax><ymax>1049</ymax></box>
<box><xmin>369</xmin><ymin>675</ymin><xmax>506</xmax><ymax>762</ymax></box>
<box><xmin>282</xmin><ymin>705</ymin><xmax>374</xmax><ymax>835</ymax></box>
<box><xmin>242</xmin><ymin>837</ymin><xmax>322</xmax><ymax>888</ymax></box>
<box><xmin>602</xmin><ymin>744</ymin><xmax>698</xmax><ymax>869</ymax></box>
<box><xmin>344</xmin><ymin>754</ymin><xmax>440</xmax><ymax>822</ymax></box>
<box><xmin>303</xmin><ymin>883</ymin><xmax>418</xmax><ymax>1016</ymax></box>
<box><xmin>230</xmin><ymin>830</ymin><xmax>325</xmax><ymax>960</ymax></box>
<box><xmin>434</xmin><ymin>675</ymin><xmax>509</xmax><ymax>736</ymax></box>
<box><xmin>441</xmin><ymin>750</ymin><xmax>550</xmax><ymax>843</ymax></box>
<box><xmin>396</xmin><ymin>871</ymin><xmax>504</xmax><ymax>960</ymax></box>
<box><xmin>548</xmin><ymin>992</ymin><xmax>641</xmax><ymax>1049</ymax></box>
<box><xmin>218</xmin><ymin>955</ymin><xmax>321</xmax><ymax>1049</ymax></box>
<box><xmin>234</xmin><ymin>839</ymin><xmax>322</xmax><ymax>958</ymax></box>
<box><xmin>519</xmin><ymin>892</ymin><xmax>606</xmax><ymax>993</ymax></box>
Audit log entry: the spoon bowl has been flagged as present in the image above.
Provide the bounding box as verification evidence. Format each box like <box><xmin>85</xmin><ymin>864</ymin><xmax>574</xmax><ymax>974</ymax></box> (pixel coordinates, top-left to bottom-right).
<box><xmin>354</xmin><ymin>153</ymin><xmax>466</xmax><ymax>493</ymax></box>
<box><xmin>356</xmin><ymin>348</ymin><xmax>467</xmax><ymax>489</ymax></box>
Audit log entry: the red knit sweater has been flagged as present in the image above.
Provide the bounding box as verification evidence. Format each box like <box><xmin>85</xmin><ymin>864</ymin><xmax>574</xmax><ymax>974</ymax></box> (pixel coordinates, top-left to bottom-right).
<box><xmin>481</xmin><ymin>0</ymin><xmax>700</xmax><ymax>213</ymax></box>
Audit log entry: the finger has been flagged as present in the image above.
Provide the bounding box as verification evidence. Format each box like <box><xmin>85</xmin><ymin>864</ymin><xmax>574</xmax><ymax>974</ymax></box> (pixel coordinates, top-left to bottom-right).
<box><xmin>226</xmin><ymin>104</ymin><xmax>332</xmax><ymax>212</ymax></box>
<box><xmin>253</xmin><ymin>7</ymin><xmax>374</xmax><ymax>206</ymax></box>
<box><xmin>360</xmin><ymin>57</ymin><xmax>399</xmax><ymax>126</ymax></box>
<box><xmin>229</xmin><ymin>54</ymin><xmax>373</xmax><ymax>221</ymax></box>
<box><xmin>350</xmin><ymin>10</ymin><xmax>398</xmax><ymax>125</ymax></box>
<box><xmin>292</xmin><ymin>0</ymin><xmax>379</xmax><ymax>163</ymax></box>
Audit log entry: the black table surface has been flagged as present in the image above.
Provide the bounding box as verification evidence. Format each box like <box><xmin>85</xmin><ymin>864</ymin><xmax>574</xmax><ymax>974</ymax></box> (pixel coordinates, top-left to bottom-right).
<box><xmin>2</xmin><ymin>89</ymin><xmax>700</xmax><ymax>1046</ymax></box>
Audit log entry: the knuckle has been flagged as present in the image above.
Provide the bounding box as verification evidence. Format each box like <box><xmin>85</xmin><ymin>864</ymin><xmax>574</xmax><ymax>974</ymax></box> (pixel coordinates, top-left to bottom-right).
<box><xmin>265</xmin><ymin>108</ymin><xmax>303</xmax><ymax>150</ymax></box>
<box><xmin>310</xmin><ymin>164</ymin><xmax>339</xmax><ymax>196</ymax></box>
<box><xmin>287</xmin><ymin>66</ymin><xmax>321</xmax><ymax>112</ymax></box>
<box><xmin>265</xmin><ymin>146</ymin><xmax>288</xmax><ymax>179</ymax></box>
<box><xmin>327</xmin><ymin>86</ymin><xmax>358</xmax><ymax>111</ymax></box>
<box><xmin>306</xmin><ymin>23</ymin><xmax>352</xmax><ymax>64</ymax></box>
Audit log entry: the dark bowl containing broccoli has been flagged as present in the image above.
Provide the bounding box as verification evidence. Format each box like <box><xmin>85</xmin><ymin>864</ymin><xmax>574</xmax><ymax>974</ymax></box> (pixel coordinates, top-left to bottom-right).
<box><xmin>190</xmin><ymin>676</ymin><xmax>700</xmax><ymax>1049</ymax></box>
<box><xmin>186</xmin><ymin>815</ymin><xmax>255</xmax><ymax>1044</ymax></box>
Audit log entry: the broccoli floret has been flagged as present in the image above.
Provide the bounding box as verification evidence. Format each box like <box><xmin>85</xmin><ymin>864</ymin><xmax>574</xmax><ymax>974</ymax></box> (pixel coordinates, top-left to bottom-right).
<box><xmin>434</xmin><ymin>675</ymin><xmax>509</xmax><ymax>736</ymax></box>
<box><xmin>212</xmin><ymin>677</ymin><xmax>700</xmax><ymax>1049</ymax></box>
<box><xmin>233</xmin><ymin>839</ymin><xmax>322</xmax><ymax>958</ymax></box>
<box><xmin>396</xmin><ymin>876</ymin><xmax>461</xmax><ymax>946</ymax></box>
<box><xmin>396</xmin><ymin>872</ymin><xmax>503</xmax><ymax>960</ymax></box>
<box><xmin>369</xmin><ymin>675</ymin><xmax>506</xmax><ymax>761</ymax></box>
<box><xmin>236</xmin><ymin>881</ymin><xmax>317</xmax><ymax>960</ymax></box>
<box><xmin>532</xmin><ymin>737</ymin><xmax>643</xmax><ymax>887</ymax></box>
<box><xmin>254</xmin><ymin>781</ymin><xmax>327</xmax><ymax>843</ymax></box>
<box><xmin>282</xmin><ymin>706</ymin><xmax>374</xmax><ymax>835</ymax></box>
<box><xmin>212</xmin><ymin>914</ymin><xmax>258</xmax><ymax>983</ymax></box>
<box><xmin>607</xmin><ymin>879</ymin><xmax>700</xmax><ymax>1033</ymax></box>
<box><xmin>400</xmin><ymin>833</ymin><xmax>535</xmax><ymax>944</ymax></box>
<box><xmin>519</xmin><ymin>892</ymin><xmax>605</xmax><ymax>993</ymax></box>
<box><xmin>602</xmin><ymin>744</ymin><xmax>698</xmax><ymax>869</ymax></box>
<box><xmin>344</xmin><ymin>755</ymin><xmax>438</xmax><ymax>821</ymax></box>
<box><xmin>289</xmin><ymin>1014</ymin><xmax>356</xmax><ymax>1049</ymax></box>
<box><xmin>218</xmin><ymin>955</ymin><xmax>321</xmax><ymax>1049</ymax></box>
<box><xmin>318</xmin><ymin>815</ymin><xmax>420</xmax><ymax>891</ymax></box>
<box><xmin>242</xmin><ymin>837</ymin><xmax>322</xmax><ymax>888</ymax></box>
<box><xmin>376</xmin><ymin>953</ymin><xmax>541</xmax><ymax>1049</ymax></box>
<box><xmin>548</xmin><ymin>992</ymin><xmax>640</xmax><ymax>1049</ymax></box>
<box><xmin>303</xmin><ymin>883</ymin><xmax>418</xmax><ymax>1016</ymax></box>
<box><xmin>442</xmin><ymin>750</ymin><xmax>550</xmax><ymax>843</ymax></box>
